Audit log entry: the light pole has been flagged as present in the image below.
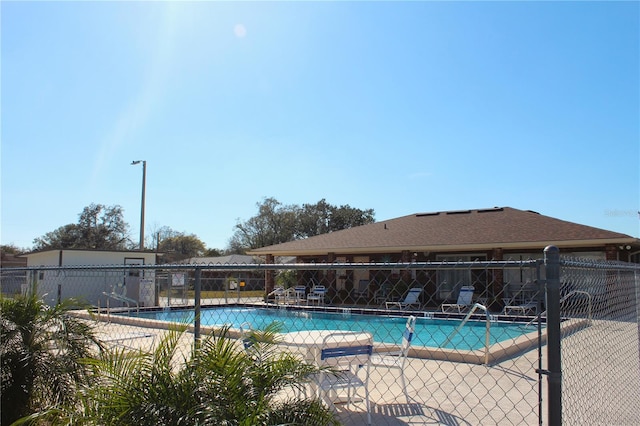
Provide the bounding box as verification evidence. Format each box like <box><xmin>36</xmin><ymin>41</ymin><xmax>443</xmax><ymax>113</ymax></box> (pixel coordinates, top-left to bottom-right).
<box><xmin>131</xmin><ymin>160</ymin><xmax>146</xmax><ymax>250</ymax></box>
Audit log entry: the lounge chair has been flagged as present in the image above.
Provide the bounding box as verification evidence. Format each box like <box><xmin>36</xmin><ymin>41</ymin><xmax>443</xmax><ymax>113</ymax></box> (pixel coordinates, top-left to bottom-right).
<box><xmin>278</xmin><ymin>286</ymin><xmax>307</xmax><ymax>304</ymax></box>
<box><xmin>441</xmin><ymin>285</ymin><xmax>475</xmax><ymax>313</ymax></box>
<box><xmin>370</xmin><ymin>315</ymin><xmax>416</xmax><ymax>402</ymax></box>
<box><xmin>307</xmin><ymin>285</ymin><xmax>327</xmax><ymax>305</ymax></box>
<box><xmin>385</xmin><ymin>288</ymin><xmax>422</xmax><ymax>310</ymax></box>
<box><xmin>503</xmin><ymin>281</ymin><xmax>539</xmax><ymax>315</ymax></box>
<box><xmin>503</xmin><ymin>302</ymin><xmax>538</xmax><ymax>315</ymax></box>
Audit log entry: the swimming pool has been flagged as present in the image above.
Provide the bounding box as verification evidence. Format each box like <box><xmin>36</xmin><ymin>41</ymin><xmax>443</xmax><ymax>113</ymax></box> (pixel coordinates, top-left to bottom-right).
<box><xmin>118</xmin><ymin>306</ymin><xmax>539</xmax><ymax>351</ymax></box>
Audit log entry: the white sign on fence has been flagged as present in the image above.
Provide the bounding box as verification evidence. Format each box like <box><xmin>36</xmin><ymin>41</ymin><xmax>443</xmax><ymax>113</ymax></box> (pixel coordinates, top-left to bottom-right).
<box><xmin>172</xmin><ymin>273</ymin><xmax>185</xmax><ymax>287</ymax></box>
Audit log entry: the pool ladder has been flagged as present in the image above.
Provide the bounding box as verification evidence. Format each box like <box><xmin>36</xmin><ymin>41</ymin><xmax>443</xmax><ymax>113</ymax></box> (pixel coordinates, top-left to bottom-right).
<box><xmin>442</xmin><ymin>303</ymin><xmax>492</xmax><ymax>365</ymax></box>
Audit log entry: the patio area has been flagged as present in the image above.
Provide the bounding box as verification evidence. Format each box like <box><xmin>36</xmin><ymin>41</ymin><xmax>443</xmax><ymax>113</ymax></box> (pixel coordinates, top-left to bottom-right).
<box><xmin>90</xmin><ymin>316</ymin><xmax>547</xmax><ymax>425</ymax></box>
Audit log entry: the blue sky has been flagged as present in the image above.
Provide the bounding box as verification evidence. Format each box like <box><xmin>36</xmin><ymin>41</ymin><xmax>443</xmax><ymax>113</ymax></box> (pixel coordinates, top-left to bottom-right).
<box><xmin>2</xmin><ymin>1</ymin><xmax>639</xmax><ymax>251</ymax></box>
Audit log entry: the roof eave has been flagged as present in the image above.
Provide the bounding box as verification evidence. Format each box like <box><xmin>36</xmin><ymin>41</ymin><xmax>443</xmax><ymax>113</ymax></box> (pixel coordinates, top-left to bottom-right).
<box><xmin>248</xmin><ymin>237</ymin><xmax>640</xmax><ymax>257</ymax></box>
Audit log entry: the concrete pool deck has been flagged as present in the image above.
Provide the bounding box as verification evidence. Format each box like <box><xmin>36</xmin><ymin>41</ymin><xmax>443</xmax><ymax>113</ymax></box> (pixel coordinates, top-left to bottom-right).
<box><xmin>88</xmin><ymin>318</ymin><xmax>544</xmax><ymax>425</ymax></box>
<box><xmin>86</xmin><ymin>316</ymin><xmax>640</xmax><ymax>425</ymax></box>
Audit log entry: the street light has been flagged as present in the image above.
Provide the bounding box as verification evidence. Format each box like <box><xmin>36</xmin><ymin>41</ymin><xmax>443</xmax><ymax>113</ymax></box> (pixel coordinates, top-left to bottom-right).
<box><xmin>131</xmin><ymin>160</ymin><xmax>146</xmax><ymax>250</ymax></box>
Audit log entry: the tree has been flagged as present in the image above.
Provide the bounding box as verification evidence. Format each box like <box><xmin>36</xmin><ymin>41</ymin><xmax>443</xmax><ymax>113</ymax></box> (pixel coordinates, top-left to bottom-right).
<box><xmin>204</xmin><ymin>247</ymin><xmax>224</xmax><ymax>257</ymax></box>
<box><xmin>0</xmin><ymin>290</ymin><xmax>102</xmax><ymax>425</ymax></box>
<box><xmin>228</xmin><ymin>198</ymin><xmax>299</xmax><ymax>252</ymax></box>
<box><xmin>229</xmin><ymin>197</ymin><xmax>376</xmax><ymax>252</ymax></box>
<box><xmin>67</xmin><ymin>325</ymin><xmax>339</xmax><ymax>426</ymax></box>
<box><xmin>330</xmin><ymin>203</ymin><xmax>375</xmax><ymax>231</ymax></box>
<box><xmin>32</xmin><ymin>204</ymin><xmax>130</xmax><ymax>251</ymax></box>
<box><xmin>158</xmin><ymin>232</ymin><xmax>207</xmax><ymax>263</ymax></box>
<box><xmin>0</xmin><ymin>243</ymin><xmax>28</xmax><ymax>255</ymax></box>
<box><xmin>297</xmin><ymin>199</ymin><xmax>333</xmax><ymax>238</ymax></box>
<box><xmin>298</xmin><ymin>199</ymin><xmax>375</xmax><ymax>238</ymax></box>
<box><xmin>147</xmin><ymin>224</ymin><xmax>178</xmax><ymax>251</ymax></box>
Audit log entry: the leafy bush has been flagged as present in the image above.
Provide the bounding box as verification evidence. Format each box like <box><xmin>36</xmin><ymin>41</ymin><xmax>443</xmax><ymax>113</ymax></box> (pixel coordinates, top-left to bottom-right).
<box><xmin>1</xmin><ymin>290</ymin><xmax>101</xmax><ymax>425</ymax></box>
<box><xmin>67</xmin><ymin>324</ymin><xmax>340</xmax><ymax>426</ymax></box>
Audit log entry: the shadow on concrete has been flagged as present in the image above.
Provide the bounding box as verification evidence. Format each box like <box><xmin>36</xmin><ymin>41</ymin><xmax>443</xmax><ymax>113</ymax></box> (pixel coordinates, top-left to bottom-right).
<box><xmin>339</xmin><ymin>401</ymin><xmax>473</xmax><ymax>426</ymax></box>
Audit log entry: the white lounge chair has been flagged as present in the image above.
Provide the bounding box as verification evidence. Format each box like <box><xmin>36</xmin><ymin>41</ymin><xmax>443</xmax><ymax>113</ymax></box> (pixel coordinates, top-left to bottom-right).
<box><xmin>370</xmin><ymin>315</ymin><xmax>416</xmax><ymax>401</ymax></box>
<box><xmin>441</xmin><ymin>285</ymin><xmax>475</xmax><ymax>313</ymax></box>
<box><xmin>385</xmin><ymin>288</ymin><xmax>422</xmax><ymax>310</ymax></box>
<box><xmin>503</xmin><ymin>281</ymin><xmax>539</xmax><ymax>315</ymax></box>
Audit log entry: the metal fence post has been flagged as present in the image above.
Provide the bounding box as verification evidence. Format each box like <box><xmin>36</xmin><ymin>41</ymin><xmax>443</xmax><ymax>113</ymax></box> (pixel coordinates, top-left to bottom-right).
<box><xmin>194</xmin><ymin>267</ymin><xmax>202</xmax><ymax>346</ymax></box>
<box><xmin>544</xmin><ymin>245</ymin><xmax>562</xmax><ymax>426</ymax></box>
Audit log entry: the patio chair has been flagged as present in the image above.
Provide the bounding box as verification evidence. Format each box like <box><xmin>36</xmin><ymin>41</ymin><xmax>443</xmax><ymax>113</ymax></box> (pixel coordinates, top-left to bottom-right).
<box><xmin>352</xmin><ymin>279</ymin><xmax>370</xmax><ymax>303</ymax></box>
<box><xmin>370</xmin><ymin>315</ymin><xmax>416</xmax><ymax>402</ymax></box>
<box><xmin>307</xmin><ymin>285</ymin><xmax>327</xmax><ymax>305</ymax></box>
<box><xmin>385</xmin><ymin>288</ymin><xmax>423</xmax><ymax>310</ymax></box>
<box><xmin>314</xmin><ymin>331</ymin><xmax>373</xmax><ymax>425</ymax></box>
<box><xmin>239</xmin><ymin>322</ymin><xmax>255</xmax><ymax>351</ymax></box>
<box><xmin>293</xmin><ymin>285</ymin><xmax>307</xmax><ymax>303</ymax></box>
<box><xmin>441</xmin><ymin>285</ymin><xmax>475</xmax><ymax>313</ymax></box>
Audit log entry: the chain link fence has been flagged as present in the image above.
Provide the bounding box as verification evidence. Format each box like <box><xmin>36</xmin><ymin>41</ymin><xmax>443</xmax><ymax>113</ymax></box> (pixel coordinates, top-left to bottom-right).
<box><xmin>557</xmin><ymin>256</ymin><xmax>640</xmax><ymax>426</ymax></box>
<box><xmin>2</xmin><ymin>247</ymin><xmax>639</xmax><ymax>425</ymax></box>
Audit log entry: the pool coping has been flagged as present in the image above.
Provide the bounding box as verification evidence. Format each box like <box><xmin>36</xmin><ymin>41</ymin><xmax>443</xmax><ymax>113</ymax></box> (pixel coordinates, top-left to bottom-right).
<box><xmin>73</xmin><ymin>305</ymin><xmax>592</xmax><ymax>365</ymax></box>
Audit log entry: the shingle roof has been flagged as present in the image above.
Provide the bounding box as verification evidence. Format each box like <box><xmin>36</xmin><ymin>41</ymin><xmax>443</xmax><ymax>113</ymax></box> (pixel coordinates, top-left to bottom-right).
<box><xmin>249</xmin><ymin>207</ymin><xmax>637</xmax><ymax>256</ymax></box>
<box><xmin>180</xmin><ymin>254</ymin><xmax>262</xmax><ymax>264</ymax></box>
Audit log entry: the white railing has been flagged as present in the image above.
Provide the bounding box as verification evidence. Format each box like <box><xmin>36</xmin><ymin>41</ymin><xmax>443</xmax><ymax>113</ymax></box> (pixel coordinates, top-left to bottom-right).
<box><xmin>442</xmin><ymin>302</ymin><xmax>492</xmax><ymax>365</ymax></box>
<box><xmin>102</xmin><ymin>291</ymin><xmax>140</xmax><ymax>314</ymax></box>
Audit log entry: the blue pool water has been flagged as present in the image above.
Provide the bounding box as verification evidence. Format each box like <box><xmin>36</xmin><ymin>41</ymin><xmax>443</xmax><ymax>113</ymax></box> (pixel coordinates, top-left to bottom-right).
<box><xmin>120</xmin><ymin>307</ymin><xmax>538</xmax><ymax>351</ymax></box>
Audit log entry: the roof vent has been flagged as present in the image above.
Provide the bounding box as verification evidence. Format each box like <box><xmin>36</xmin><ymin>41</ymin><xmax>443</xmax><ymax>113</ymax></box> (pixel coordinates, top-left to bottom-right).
<box><xmin>446</xmin><ymin>210</ymin><xmax>471</xmax><ymax>215</ymax></box>
<box><xmin>478</xmin><ymin>207</ymin><xmax>503</xmax><ymax>213</ymax></box>
<box><xmin>416</xmin><ymin>212</ymin><xmax>440</xmax><ymax>217</ymax></box>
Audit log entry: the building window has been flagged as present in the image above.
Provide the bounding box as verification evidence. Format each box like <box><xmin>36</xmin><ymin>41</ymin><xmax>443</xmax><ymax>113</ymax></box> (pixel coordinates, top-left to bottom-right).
<box><xmin>436</xmin><ymin>254</ymin><xmax>487</xmax><ymax>301</ymax></box>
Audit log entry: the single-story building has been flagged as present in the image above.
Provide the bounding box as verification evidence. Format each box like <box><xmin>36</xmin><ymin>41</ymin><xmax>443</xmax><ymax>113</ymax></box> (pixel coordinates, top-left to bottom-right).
<box><xmin>20</xmin><ymin>249</ymin><xmax>159</xmax><ymax>307</ymax></box>
<box><xmin>179</xmin><ymin>254</ymin><xmax>264</xmax><ymax>265</ymax></box>
<box><xmin>1</xmin><ymin>251</ymin><xmax>27</xmax><ymax>268</ymax></box>
<box><xmin>0</xmin><ymin>251</ymin><xmax>28</xmax><ymax>296</ymax></box>
<box><xmin>175</xmin><ymin>254</ymin><xmax>267</xmax><ymax>291</ymax></box>
<box><xmin>248</xmin><ymin>207</ymin><xmax>640</xmax><ymax>309</ymax></box>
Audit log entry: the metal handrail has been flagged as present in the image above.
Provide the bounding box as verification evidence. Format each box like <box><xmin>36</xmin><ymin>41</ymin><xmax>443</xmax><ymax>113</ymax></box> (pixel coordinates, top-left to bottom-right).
<box><xmin>102</xmin><ymin>291</ymin><xmax>140</xmax><ymax>314</ymax></box>
<box><xmin>442</xmin><ymin>302</ymin><xmax>491</xmax><ymax>365</ymax></box>
<box><xmin>524</xmin><ymin>290</ymin><xmax>592</xmax><ymax>328</ymax></box>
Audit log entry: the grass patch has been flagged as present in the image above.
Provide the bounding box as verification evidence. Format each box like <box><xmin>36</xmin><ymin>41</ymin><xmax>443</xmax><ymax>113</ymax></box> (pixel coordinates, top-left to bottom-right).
<box><xmin>159</xmin><ymin>290</ymin><xmax>265</xmax><ymax>299</ymax></box>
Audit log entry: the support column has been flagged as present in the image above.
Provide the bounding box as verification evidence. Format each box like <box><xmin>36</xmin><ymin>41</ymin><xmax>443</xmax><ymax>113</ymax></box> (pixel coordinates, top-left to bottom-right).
<box><xmin>491</xmin><ymin>248</ymin><xmax>504</xmax><ymax>311</ymax></box>
<box><xmin>544</xmin><ymin>245</ymin><xmax>562</xmax><ymax>426</ymax></box>
<box><xmin>605</xmin><ymin>244</ymin><xmax>618</xmax><ymax>261</ymax></box>
<box><xmin>401</xmin><ymin>250</ymin><xmax>412</xmax><ymax>284</ymax></box>
<box><xmin>265</xmin><ymin>254</ymin><xmax>275</xmax><ymax>300</ymax></box>
<box><xmin>327</xmin><ymin>252</ymin><xmax>336</xmax><ymax>295</ymax></box>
